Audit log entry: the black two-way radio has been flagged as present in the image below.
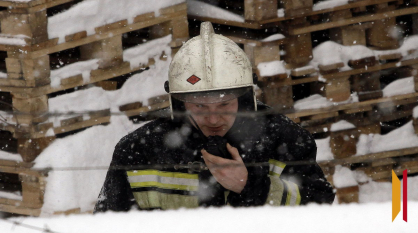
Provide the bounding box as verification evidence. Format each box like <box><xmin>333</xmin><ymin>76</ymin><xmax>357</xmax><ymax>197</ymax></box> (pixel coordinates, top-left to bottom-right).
<box><xmin>188</xmin><ymin>115</ymin><xmax>231</xmax><ymax>159</ymax></box>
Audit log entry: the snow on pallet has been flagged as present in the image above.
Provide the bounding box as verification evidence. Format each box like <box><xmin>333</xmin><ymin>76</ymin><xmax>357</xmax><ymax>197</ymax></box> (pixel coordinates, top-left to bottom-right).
<box><xmin>283</xmin><ymin>72</ymin><xmax>418</xmax><ymax>124</ymax></box>
<box><xmin>188</xmin><ymin>0</ymin><xmax>418</xmax><ymax>110</ymax></box>
<box><xmin>0</xmin><ymin>1</ymin><xmax>186</xmax><ymax>216</ymax></box>
<box><xmin>261</xmin><ymin>35</ymin><xmax>418</xmax><ymax>112</ymax></box>
<box><xmin>0</xmin><ymin>62</ymin><xmax>171</xmax><ymax>216</ymax></box>
<box><xmin>314</xmin><ymin>119</ymin><xmax>418</xmax><ymax>202</ymax></box>
<box><xmin>0</xmin><ymin>49</ymin><xmax>171</xmax><ymax>157</ymax></box>
<box><xmin>318</xmin><ymin>143</ymin><xmax>418</xmax><ymax>178</ymax></box>
<box><xmin>0</xmin><ymin>0</ymin><xmax>186</xmax><ymax>46</ymax></box>
<box><xmin>0</xmin><ymin>0</ymin><xmax>187</xmax><ymax>162</ymax></box>
<box><xmin>188</xmin><ymin>0</ymin><xmax>418</xmax><ymax>35</ymax></box>
<box><xmin>0</xmin><ymin>1</ymin><xmax>188</xmax><ymax>87</ymax></box>
<box><xmin>0</xmin><ymin>35</ymin><xmax>172</xmax><ymax>98</ymax></box>
<box><xmin>188</xmin><ymin>0</ymin><xmax>409</xmax><ymax>28</ymax></box>
<box><xmin>0</xmin><ymin>158</ymin><xmax>47</xmax><ymax>216</ymax></box>
<box><xmin>189</xmin><ymin>0</ymin><xmax>417</xmax><ymax>58</ymax></box>
<box><xmin>0</xmin><ymin>113</ymin><xmax>144</xmax><ymax>216</ymax></box>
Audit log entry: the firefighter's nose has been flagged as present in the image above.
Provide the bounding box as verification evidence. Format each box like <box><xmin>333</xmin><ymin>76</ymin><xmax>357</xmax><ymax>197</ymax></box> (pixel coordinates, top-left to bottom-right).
<box><xmin>207</xmin><ymin>112</ymin><xmax>219</xmax><ymax>124</ymax></box>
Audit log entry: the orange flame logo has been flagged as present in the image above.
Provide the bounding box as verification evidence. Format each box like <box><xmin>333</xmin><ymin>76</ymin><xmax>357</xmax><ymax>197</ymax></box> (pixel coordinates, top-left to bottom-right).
<box><xmin>392</xmin><ymin>169</ymin><xmax>407</xmax><ymax>222</ymax></box>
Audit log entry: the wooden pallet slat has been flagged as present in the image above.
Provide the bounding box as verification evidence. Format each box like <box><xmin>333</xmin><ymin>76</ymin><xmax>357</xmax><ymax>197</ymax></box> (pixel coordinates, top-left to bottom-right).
<box><xmin>322</xmin><ymin>57</ymin><xmax>418</xmax><ymax>80</ymax></box>
<box><xmin>188</xmin><ymin>0</ymin><xmax>399</xmax><ymax>28</ymax></box>
<box><xmin>0</xmin><ymin>1</ymin><xmax>190</xmax><ymax>216</ymax></box>
<box><xmin>64</xmin><ymin>31</ymin><xmax>87</xmax><ymax>43</ymax></box>
<box><xmin>0</xmin><ymin>203</ymin><xmax>41</xmax><ymax>216</ymax></box>
<box><xmin>124</xmin><ymin>101</ymin><xmax>170</xmax><ymax>118</ymax></box>
<box><xmin>287</xmin><ymin>91</ymin><xmax>418</xmax><ymax>120</ymax></box>
<box><xmin>244</xmin><ymin>0</ymin><xmax>278</xmax><ymax>21</ymax></box>
<box><xmin>0</xmin><ymin>58</ymin><xmax>156</xmax><ymax>98</ymax></box>
<box><xmin>0</xmin><ymin>2</ymin><xmax>188</xmax><ymax>57</ymax></box>
<box><xmin>336</xmin><ymin>185</ymin><xmax>359</xmax><ymax>203</ymax></box>
<box><xmin>289</xmin><ymin>6</ymin><xmax>418</xmax><ymax>35</ymax></box>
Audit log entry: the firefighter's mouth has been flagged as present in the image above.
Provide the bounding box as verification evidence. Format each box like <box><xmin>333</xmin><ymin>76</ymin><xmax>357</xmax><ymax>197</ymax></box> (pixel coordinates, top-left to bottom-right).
<box><xmin>207</xmin><ymin>126</ymin><xmax>223</xmax><ymax>131</ymax></box>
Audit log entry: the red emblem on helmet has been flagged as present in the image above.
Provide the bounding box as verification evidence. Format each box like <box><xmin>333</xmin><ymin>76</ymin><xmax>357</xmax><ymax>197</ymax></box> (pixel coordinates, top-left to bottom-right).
<box><xmin>187</xmin><ymin>75</ymin><xmax>201</xmax><ymax>85</ymax></box>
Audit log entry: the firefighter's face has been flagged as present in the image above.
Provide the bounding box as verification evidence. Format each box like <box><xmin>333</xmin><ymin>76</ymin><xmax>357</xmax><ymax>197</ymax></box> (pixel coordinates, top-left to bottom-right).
<box><xmin>184</xmin><ymin>98</ymin><xmax>238</xmax><ymax>137</ymax></box>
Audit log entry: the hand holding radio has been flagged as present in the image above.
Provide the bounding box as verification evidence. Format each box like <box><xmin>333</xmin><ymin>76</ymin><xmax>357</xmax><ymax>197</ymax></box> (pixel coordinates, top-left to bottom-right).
<box><xmin>201</xmin><ymin>143</ymin><xmax>248</xmax><ymax>194</ymax></box>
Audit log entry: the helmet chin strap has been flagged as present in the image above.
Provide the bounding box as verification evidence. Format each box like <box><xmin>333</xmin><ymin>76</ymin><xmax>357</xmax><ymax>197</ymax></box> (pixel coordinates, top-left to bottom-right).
<box><xmin>188</xmin><ymin>113</ymin><xmax>207</xmax><ymax>139</ymax></box>
<box><xmin>169</xmin><ymin>95</ymin><xmax>174</xmax><ymax>120</ymax></box>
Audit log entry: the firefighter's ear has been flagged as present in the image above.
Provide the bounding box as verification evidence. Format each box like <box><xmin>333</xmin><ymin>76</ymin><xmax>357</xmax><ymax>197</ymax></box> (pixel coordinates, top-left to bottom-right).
<box><xmin>164</xmin><ymin>81</ymin><xmax>170</xmax><ymax>93</ymax></box>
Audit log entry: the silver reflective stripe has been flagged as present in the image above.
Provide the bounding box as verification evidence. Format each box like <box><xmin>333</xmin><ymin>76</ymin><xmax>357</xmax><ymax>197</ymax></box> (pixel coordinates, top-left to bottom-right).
<box><xmin>128</xmin><ymin>175</ymin><xmax>199</xmax><ymax>187</ymax></box>
<box><xmin>268</xmin><ymin>159</ymin><xmax>286</xmax><ymax>177</ymax></box>
<box><xmin>266</xmin><ymin>176</ymin><xmax>285</xmax><ymax>206</ymax></box>
<box><xmin>269</xmin><ymin>164</ymin><xmax>284</xmax><ymax>176</ymax></box>
<box><xmin>283</xmin><ymin>180</ymin><xmax>300</xmax><ymax>206</ymax></box>
<box><xmin>132</xmin><ymin>191</ymin><xmax>199</xmax><ymax>209</ymax></box>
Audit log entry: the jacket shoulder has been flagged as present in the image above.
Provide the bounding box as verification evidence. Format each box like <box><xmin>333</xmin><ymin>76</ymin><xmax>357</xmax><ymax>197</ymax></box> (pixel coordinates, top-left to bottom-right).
<box><xmin>265</xmin><ymin>113</ymin><xmax>316</xmax><ymax>161</ymax></box>
<box><xmin>118</xmin><ymin>118</ymin><xmax>173</xmax><ymax>144</ymax></box>
<box><xmin>112</xmin><ymin>118</ymin><xmax>176</xmax><ymax>164</ymax></box>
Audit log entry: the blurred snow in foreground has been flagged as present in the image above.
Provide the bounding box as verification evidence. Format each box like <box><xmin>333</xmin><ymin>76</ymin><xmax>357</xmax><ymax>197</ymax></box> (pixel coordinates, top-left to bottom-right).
<box><xmin>0</xmin><ymin>202</ymin><xmax>417</xmax><ymax>233</ymax></box>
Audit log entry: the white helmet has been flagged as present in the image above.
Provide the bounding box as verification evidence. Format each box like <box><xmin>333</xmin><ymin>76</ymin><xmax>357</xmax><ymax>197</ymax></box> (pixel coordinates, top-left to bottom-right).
<box><xmin>166</xmin><ymin>22</ymin><xmax>257</xmax><ymax>118</ymax></box>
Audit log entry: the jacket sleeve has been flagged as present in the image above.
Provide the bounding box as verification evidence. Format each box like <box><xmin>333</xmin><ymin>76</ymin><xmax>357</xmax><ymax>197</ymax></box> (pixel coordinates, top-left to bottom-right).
<box><xmin>226</xmin><ymin>164</ymin><xmax>271</xmax><ymax>207</ymax></box>
<box><xmin>268</xmin><ymin>122</ymin><xmax>335</xmax><ymax>205</ymax></box>
<box><xmin>267</xmin><ymin>152</ymin><xmax>335</xmax><ymax>206</ymax></box>
<box><xmin>94</xmin><ymin>139</ymin><xmax>139</xmax><ymax>213</ymax></box>
<box><xmin>227</xmin><ymin>115</ymin><xmax>335</xmax><ymax>207</ymax></box>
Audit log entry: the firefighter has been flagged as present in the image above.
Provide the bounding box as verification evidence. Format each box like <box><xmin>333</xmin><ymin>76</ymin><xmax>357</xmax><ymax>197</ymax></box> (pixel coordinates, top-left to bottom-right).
<box><xmin>94</xmin><ymin>22</ymin><xmax>334</xmax><ymax>212</ymax></box>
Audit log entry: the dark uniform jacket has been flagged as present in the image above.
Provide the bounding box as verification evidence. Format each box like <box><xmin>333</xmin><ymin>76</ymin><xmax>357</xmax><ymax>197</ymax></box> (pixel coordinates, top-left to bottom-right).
<box><xmin>94</xmin><ymin>103</ymin><xmax>335</xmax><ymax>212</ymax></box>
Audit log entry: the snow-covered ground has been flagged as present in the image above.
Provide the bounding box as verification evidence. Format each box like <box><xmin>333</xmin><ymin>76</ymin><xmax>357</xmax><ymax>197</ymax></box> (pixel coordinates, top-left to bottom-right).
<box><xmin>1</xmin><ymin>202</ymin><xmax>417</xmax><ymax>233</ymax></box>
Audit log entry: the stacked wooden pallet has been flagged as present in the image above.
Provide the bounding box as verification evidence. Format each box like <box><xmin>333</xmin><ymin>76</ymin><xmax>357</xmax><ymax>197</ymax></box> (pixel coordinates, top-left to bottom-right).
<box><xmin>0</xmin><ymin>0</ymin><xmax>188</xmax><ymax>216</ymax></box>
<box><xmin>188</xmin><ymin>0</ymin><xmax>418</xmax><ymax>203</ymax></box>
<box><xmin>189</xmin><ymin>0</ymin><xmax>418</xmax><ymax>107</ymax></box>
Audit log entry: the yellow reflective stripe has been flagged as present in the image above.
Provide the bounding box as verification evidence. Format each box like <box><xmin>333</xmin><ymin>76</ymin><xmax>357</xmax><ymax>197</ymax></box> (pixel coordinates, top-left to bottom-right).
<box><xmin>127</xmin><ymin>170</ymin><xmax>198</xmax><ymax>179</ymax></box>
<box><xmin>268</xmin><ymin>159</ymin><xmax>286</xmax><ymax>177</ymax></box>
<box><xmin>130</xmin><ymin>181</ymin><xmax>198</xmax><ymax>191</ymax></box>
<box><xmin>295</xmin><ymin>185</ymin><xmax>301</xmax><ymax>205</ymax></box>
<box><xmin>269</xmin><ymin>159</ymin><xmax>286</xmax><ymax>168</ymax></box>
<box><xmin>266</xmin><ymin>176</ymin><xmax>285</xmax><ymax>206</ymax></box>
<box><xmin>127</xmin><ymin>170</ymin><xmax>199</xmax><ymax>191</ymax></box>
<box><xmin>132</xmin><ymin>191</ymin><xmax>199</xmax><ymax>210</ymax></box>
<box><xmin>269</xmin><ymin>171</ymin><xmax>282</xmax><ymax>177</ymax></box>
<box><xmin>283</xmin><ymin>180</ymin><xmax>301</xmax><ymax>206</ymax></box>
<box><xmin>283</xmin><ymin>180</ymin><xmax>291</xmax><ymax>205</ymax></box>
